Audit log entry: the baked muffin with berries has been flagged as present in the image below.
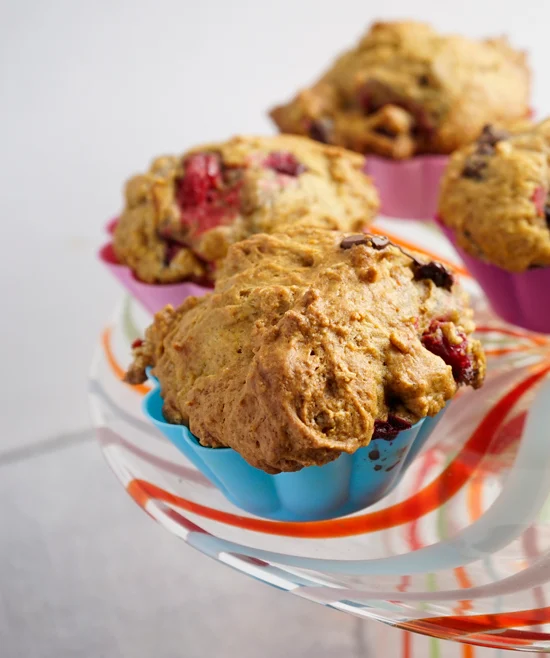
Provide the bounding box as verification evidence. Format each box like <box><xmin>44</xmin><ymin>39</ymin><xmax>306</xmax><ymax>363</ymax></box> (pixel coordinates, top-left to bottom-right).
<box><xmin>113</xmin><ymin>135</ymin><xmax>379</xmax><ymax>284</ymax></box>
<box><xmin>270</xmin><ymin>21</ymin><xmax>530</xmax><ymax>160</ymax></box>
<box><xmin>127</xmin><ymin>227</ymin><xmax>485</xmax><ymax>474</ymax></box>
<box><xmin>439</xmin><ymin>119</ymin><xmax>550</xmax><ymax>332</ymax></box>
<box><xmin>440</xmin><ymin>121</ymin><xmax>550</xmax><ymax>271</ymax></box>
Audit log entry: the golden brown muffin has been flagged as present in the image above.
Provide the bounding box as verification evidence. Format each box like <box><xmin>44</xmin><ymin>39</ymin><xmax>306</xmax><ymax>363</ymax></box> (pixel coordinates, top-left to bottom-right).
<box><xmin>439</xmin><ymin>120</ymin><xmax>550</xmax><ymax>272</ymax></box>
<box><xmin>270</xmin><ymin>21</ymin><xmax>530</xmax><ymax>159</ymax></box>
<box><xmin>113</xmin><ymin>135</ymin><xmax>379</xmax><ymax>284</ymax></box>
<box><xmin>127</xmin><ymin>228</ymin><xmax>485</xmax><ymax>473</ymax></box>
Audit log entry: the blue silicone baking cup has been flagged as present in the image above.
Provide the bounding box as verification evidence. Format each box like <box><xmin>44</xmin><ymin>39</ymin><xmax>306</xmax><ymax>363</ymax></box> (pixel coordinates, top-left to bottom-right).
<box><xmin>143</xmin><ymin>380</ymin><xmax>444</xmax><ymax>521</ymax></box>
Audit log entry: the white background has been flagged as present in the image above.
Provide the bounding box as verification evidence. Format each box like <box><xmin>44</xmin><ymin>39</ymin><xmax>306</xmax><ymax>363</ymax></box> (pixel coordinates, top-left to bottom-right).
<box><xmin>1</xmin><ymin>0</ymin><xmax>548</xmax><ymax>448</ymax></box>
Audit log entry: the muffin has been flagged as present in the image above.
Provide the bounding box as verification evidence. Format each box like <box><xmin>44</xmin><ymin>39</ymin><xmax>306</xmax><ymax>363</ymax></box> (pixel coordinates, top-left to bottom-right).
<box><xmin>111</xmin><ymin>135</ymin><xmax>379</xmax><ymax>285</ymax></box>
<box><xmin>127</xmin><ymin>227</ymin><xmax>484</xmax><ymax>521</ymax></box>
<box><xmin>438</xmin><ymin>119</ymin><xmax>550</xmax><ymax>333</ymax></box>
<box><xmin>270</xmin><ymin>20</ymin><xmax>530</xmax><ymax>219</ymax></box>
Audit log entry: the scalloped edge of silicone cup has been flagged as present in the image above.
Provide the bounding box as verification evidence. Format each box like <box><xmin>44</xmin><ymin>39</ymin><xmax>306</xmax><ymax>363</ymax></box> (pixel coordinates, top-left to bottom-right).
<box><xmin>437</xmin><ymin>217</ymin><xmax>550</xmax><ymax>334</ymax></box>
<box><xmin>364</xmin><ymin>154</ymin><xmax>449</xmax><ymax>221</ymax></box>
<box><xmin>143</xmin><ymin>373</ymin><xmax>445</xmax><ymax>522</ymax></box>
<box><xmin>98</xmin><ymin>219</ymin><xmax>212</xmax><ymax>316</ymax></box>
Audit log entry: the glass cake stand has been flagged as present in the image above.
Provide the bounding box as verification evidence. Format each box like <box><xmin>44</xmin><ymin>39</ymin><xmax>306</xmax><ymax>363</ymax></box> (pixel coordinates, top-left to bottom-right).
<box><xmin>90</xmin><ymin>219</ymin><xmax>550</xmax><ymax>656</ymax></box>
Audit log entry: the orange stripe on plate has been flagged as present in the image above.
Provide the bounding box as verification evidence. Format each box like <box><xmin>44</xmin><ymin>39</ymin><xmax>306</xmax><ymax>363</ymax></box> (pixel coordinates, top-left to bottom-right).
<box><xmin>125</xmin><ymin>364</ymin><xmax>550</xmax><ymax>538</ymax></box>
<box><xmin>402</xmin><ymin>629</ymin><xmax>412</xmax><ymax>658</ymax></box>
<box><xmin>413</xmin><ymin>605</ymin><xmax>550</xmax><ymax>636</ymax></box>
<box><xmin>484</xmin><ymin>345</ymin><xmax>532</xmax><ymax>357</ymax></box>
<box><xmin>102</xmin><ymin>327</ymin><xmax>150</xmax><ymax>396</ymax></box>
<box><xmin>453</xmin><ymin>567</ymin><xmax>473</xmax><ymax>613</ymax></box>
<box><xmin>467</xmin><ymin>476</ymin><xmax>484</xmax><ymax>522</ymax></box>
<box><xmin>475</xmin><ymin>326</ymin><xmax>549</xmax><ymax>347</ymax></box>
<box><xmin>462</xmin><ymin>645</ymin><xmax>475</xmax><ymax>658</ymax></box>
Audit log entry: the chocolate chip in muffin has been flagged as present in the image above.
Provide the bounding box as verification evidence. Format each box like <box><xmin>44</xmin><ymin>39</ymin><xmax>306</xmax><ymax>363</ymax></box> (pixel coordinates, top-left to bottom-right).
<box><xmin>374</xmin><ymin>126</ymin><xmax>397</xmax><ymax>138</ymax></box>
<box><xmin>476</xmin><ymin>142</ymin><xmax>496</xmax><ymax>156</ymax></box>
<box><xmin>478</xmin><ymin>124</ymin><xmax>509</xmax><ymax>147</ymax></box>
<box><xmin>309</xmin><ymin>118</ymin><xmax>334</xmax><ymax>144</ymax></box>
<box><xmin>417</xmin><ymin>74</ymin><xmax>430</xmax><ymax>87</ymax></box>
<box><xmin>340</xmin><ymin>234</ymin><xmax>390</xmax><ymax>250</ymax></box>
<box><xmin>370</xmin><ymin>235</ymin><xmax>390</xmax><ymax>250</ymax></box>
<box><xmin>373</xmin><ymin>415</ymin><xmax>412</xmax><ymax>440</ymax></box>
<box><xmin>413</xmin><ymin>261</ymin><xmax>454</xmax><ymax>290</ymax></box>
<box><xmin>461</xmin><ymin>157</ymin><xmax>487</xmax><ymax>180</ymax></box>
<box><xmin>340</xmin><ymin>234</ymin><xmax>369</xmax><ymax>249</ymax></box>
<box><xmin>545</xmin><ymin>205</ymin><xmax>550</xmax><ymax>228</ymax></box>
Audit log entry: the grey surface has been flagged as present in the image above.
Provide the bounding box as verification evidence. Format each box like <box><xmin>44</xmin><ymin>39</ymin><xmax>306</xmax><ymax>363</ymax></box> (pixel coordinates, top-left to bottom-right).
<box><xmin>0</xmin><ymin>436</ymin><xmax>368</xmax><ymax>658</ymax></box>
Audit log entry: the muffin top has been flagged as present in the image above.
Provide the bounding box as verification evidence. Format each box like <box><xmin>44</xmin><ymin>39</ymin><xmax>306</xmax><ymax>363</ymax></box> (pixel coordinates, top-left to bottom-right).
<box><xmin>113</xmin><ymin>135</ymin><xmax>379</xmax><ymax>284</ymax></box>
<box><xmin>127</xmin><ymin>228</ymin><xmax>485</xmax><ymax>474</ymax></box>
<box><xmin>270</xmin><ymin>21</ymin><xmax>530</xmax><ymax>159</ymax></box>
<box><xmin>439</xmin><ymin>120</ymin><xmax>550</xmax><ymax>272</ymax></box>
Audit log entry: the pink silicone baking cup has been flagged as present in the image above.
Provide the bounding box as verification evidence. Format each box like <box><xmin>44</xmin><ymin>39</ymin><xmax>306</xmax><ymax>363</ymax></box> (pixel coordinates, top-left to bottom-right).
<box><xmin>364</xmin><ymin>155</ymin><xmax>448</xmax><ymax>220</ymax></box>
<box><xmin>438</xmin><ymin>219</ymin><xmax>550</xmax><ymax>334</ymax></box>
<box><xmin>98</xmin><ymin>220</ymin><xmax>211</xmax><ymax>315</ymax></box>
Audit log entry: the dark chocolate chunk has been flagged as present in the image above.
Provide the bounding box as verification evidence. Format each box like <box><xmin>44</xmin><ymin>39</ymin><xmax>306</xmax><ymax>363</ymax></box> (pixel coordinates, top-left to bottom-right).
<box><xmin>373</xmin><ymin>415</ymin><xmax>412</xmax><ymax>441</ymax></box>
<box><xmin>476</xmin><ymin>142</ymin><xmax>496</xmax><ymax>155</ymax></box>
<box><xmin>340</xmin><ymin>235</ymin><xmax>369</xmax><ymax>249</ymax></box>
<box><xmin>478</xmin><ymin>124</ymin><xmax>509</xmax><ymax>147</ymax></box>
<box><xmin>370</xmin><ymin>235</ymin><xmax>390</xmax><ymax>250</ymax></box>
<box><xmin>341</xmin><ymin>234</ymin><xmax>391</xmax><ymax>251</ymax></box>
<box><xmin>545</xmin><ymin>204</ymin><xmax>550</xmax><ymax>229</ymax></box>
<box><xmin>462</xmin><ymin>158</ymin><xmax>487</xmax><ymax>181</ymax></box>
<box><xmin>309</xmin><ymin>118</ymin><xmax>333</xmax><ymax>144</ymax></box>
<box><xmin>413</xmin><ymin>261</ymin><xmax>454</xmax><ymax>290</ymax></box>
<box><xmin>374</xmin><ymin>126</ymin><xmax>396</xmax><ymax>138</ymax></box>
<box><xmin>418</xmin><ymin>74</ymin><xmax>430</xmax><ymax>87</ymax></box>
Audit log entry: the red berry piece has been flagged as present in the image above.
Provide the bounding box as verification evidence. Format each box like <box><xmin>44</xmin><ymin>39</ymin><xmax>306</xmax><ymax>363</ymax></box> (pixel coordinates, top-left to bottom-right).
<box><xmin>532</xmin><ymin>186</ymin><xmax>547</xmax><ymax>218</ymax></box>
<box><xmin>178</xmin><ymin>153</ymin><xmax>222</xmax><ymax>208</ymax></box>
<box><xmin>373</xmin><ymin>414</ymin><xmax>412</xmax><ymax>441</ymax></box>
<box><xmin>263</xmin><ymin>151</ymin><xmax>306</xmax><ymax>177</ymax></box>
<box><xmin>422</xmin><ymin>321</ymin><xmax>475</xmax><ymax>385</ymax></box>
<box><xmin>131</xmin><ymin>338</ymin><xmax>144</xmax><ymax>349</ymax></box>
<box><xmin>164</xmin><ymin>241</ymin><xmax>183</xmax><ymax>266</ymax></box>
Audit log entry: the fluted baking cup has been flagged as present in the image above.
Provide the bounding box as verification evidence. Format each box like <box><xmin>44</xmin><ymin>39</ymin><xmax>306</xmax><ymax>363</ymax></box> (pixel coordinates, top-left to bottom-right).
<box><xmin>144</xmin><ymin>379</ymin><xmax>444</xmax><ymax>521</ymax></box>
<box><xmin>364</xmin><ymin>155</ymin><xmax>448</xmax><ymax>220</ymax></box>
<box><xmin>439</xmin><ymin>220</ymin><xmax>550</xmax><ymax>334</ymax></box>
<box><xmin>98</xmin><ymin>243</ymin><xmax>212</xmax><ymax>316</ymax></box>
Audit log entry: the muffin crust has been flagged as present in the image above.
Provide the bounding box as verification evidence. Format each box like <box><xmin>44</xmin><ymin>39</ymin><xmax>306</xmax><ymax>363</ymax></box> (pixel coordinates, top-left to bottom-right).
<box><xmin>127</xmin><ymin>228</ymin><xmax>485</xmax><ymax>473</ymax></box>
<box><xmin>439</xmin><ymin>120</ymin><xmax>550</xmax><ymax>272</ymax></box>
<box><xmin>271</xmin><ymin>21</ymin><xmax>530</xmax><ymax>159</ymax></box>
<box><xmin>113</xmin><ymin>135</ymin><xmax>379</xmax><ymax>283</ymax></box>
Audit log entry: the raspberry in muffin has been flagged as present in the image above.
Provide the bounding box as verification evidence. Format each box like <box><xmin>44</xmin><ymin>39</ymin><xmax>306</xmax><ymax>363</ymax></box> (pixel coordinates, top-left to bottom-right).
<box><xmin>270</xmin><ymin>21</ymin><xmax>530</xmax><ymax>159</ymax></box>
<box><xmin>439</xmin><ymin>120</ymin><xmax>550</xmax><ymax>272</ymax></box>
<box><xmin>127</xmin><ymin>228</ymin><xmax>485</xmax><ymax>474</ymax></box>
<box><xmin>112</xmin><ymin>135</ymin><xmax>379</xmax><ymax>284</ymax></box>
